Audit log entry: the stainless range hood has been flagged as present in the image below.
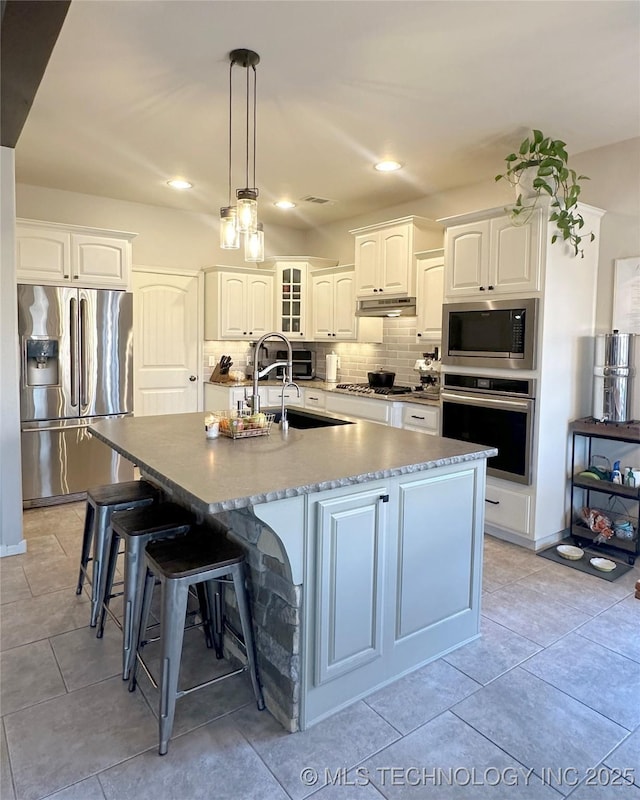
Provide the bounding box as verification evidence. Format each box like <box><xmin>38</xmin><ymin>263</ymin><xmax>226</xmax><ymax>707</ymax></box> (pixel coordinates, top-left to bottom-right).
<box><xmin>355</xmin><ymin>296</ymin><xmax>417</xmax><ymax>317</ymax></box>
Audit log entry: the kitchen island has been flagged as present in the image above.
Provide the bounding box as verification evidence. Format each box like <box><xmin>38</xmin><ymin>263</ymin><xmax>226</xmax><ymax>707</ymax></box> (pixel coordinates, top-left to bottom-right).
<box><xmin>90</xmin><ymin>411</ymin><xmax>495</xmax><ymax>731</ymax></box>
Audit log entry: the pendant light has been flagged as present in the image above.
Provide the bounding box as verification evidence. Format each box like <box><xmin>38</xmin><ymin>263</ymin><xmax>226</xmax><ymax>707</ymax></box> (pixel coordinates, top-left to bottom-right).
<box><xmin>219</xmin><ymin>48</ymin><xmax>262</xmax><ymax>257</ymax></box>
<box><xmin>245</xmin><ymin>222</ymin><xmax>264</xmax><ymax>262</ymax></box>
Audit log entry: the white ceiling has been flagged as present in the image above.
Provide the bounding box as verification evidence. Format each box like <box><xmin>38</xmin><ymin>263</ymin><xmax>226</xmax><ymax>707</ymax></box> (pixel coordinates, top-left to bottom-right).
<box><xmin>15</xmin><ymin>0</ymin><xmax>640</xmax><ymax>229</ymax></box>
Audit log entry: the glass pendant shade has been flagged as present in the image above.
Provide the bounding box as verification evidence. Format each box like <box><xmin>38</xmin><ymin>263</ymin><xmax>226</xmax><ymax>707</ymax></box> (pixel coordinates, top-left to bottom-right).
<box><xmin>236</xmin><ymin>189</ymin><xmax>258</xmax><ymax>233</ymax></box>
<box><xmin>219</xmin><ymin>206</ymin><xmax>240</xmax><ymax>249</ymax></box>
<box><xmin>245</xmin><ymin>223</ymin><xmax>264</xmax><ymax>262</ymax></box>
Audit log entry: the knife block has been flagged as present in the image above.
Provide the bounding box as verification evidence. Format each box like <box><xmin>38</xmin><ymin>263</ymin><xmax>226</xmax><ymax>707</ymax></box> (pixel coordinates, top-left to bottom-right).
<box><xmin>209</xmin><ymin>364</ymin><xmax>232</xmax><ymax>383</ymax></box>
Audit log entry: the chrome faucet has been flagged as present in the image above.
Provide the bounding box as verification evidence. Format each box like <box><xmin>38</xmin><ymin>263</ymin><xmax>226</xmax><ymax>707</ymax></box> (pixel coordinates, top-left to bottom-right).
<box><xmin>247</xmin><ymin>332</ymin><xmax>295</xmax><ymax>416</ymax></box>
<box><xmin>279</xmin><ymin>379</ymin><xmax>301</xmax><ymax>431</ymax></box>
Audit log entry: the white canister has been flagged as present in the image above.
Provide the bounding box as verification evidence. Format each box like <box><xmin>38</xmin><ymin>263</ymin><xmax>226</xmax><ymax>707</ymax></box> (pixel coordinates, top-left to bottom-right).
<box><xmin>326</xmin><ymin>352</ymin><xmax>339</xmax><ymax>383</ymax></box>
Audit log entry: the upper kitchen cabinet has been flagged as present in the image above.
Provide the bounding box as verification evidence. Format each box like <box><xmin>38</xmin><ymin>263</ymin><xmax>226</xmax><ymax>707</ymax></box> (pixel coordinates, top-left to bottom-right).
<box><xmin>268</xmin><ymin>257</ymin><xmax>338</xmax><ymax>340</ymax></box>
<box><xmin>415</xmin><ymin>249</ymin><xmax>444</xmax><ymax>342</ymax></box>
<box><xmin>16</xmin><ymin>219</ymin><xmax>136</xmax><ymax>289</ymax></box>
<box><xmin>440</xmin><ymin>208</ymin><xmax>541</xmax><ymax>299</ymax></box>
<box><xmin>204</xmin><ymin>267</ymin><xmax>274</xmax><ymax>340</ymax></box>
<box><xmin>350</xmin><ymin>217</ymin><xmax>443</xmax><ymax>299</ymax></box>
<box><xmin>310</xmin><ymin>265</ymin><xmax>383</xmax><ymax>343</ymax></box>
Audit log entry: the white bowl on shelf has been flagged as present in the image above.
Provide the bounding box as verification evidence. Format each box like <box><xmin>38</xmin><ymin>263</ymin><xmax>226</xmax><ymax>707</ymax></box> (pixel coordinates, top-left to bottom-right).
<box><xmin>556</xmin><ymin>544</ymin><xmax>584</xmax><ymax>560</ymax></box>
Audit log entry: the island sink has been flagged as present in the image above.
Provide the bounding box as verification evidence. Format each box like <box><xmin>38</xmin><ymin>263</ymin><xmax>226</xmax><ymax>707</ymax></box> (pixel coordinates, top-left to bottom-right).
<box><xmin>268</xmin><ymin>407</ymin><xmax>355</xmax><ymax>429</ymax></box>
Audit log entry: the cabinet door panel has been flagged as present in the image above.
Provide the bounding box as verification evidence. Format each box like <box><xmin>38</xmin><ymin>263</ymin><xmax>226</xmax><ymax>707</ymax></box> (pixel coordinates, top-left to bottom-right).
<box><xmin>354</xmin><ymin>235</ymin><xmax>379</xmax><ymax>296</ymax></box>
<box><xmin>311</xmin><ymin>275</ymin><xmax>334</xmax><ymax>338</ymax></box>
<box><xmin>380</xmin><ymin>226</ymin><xmax>411</xmax><ymax>293</ymax></box>
<box><xmin>220</xmin><ymin>275</ymin><xmax>247</xmax><ymax>338</ymax></box>
<box><xmin>416</xmin><ymin>258</ymin><xmax>444</xmax><ymax>340</ymax></box>
<box><xmin>247</xmin><ymin>274</ymin><xmax>274</xmax><ymax>337</ymax></box>
<box><xmin>16</xmin><ymin>228</ymin><xmax>70</xmax><ymax>283</ymax></box>
<box><xmin>72</xmin><ymin>235</ymin><xmax>128</xmax><ymax>287</ymax></box>
<box><xmin>333</xmin><ymin>273</ymin><xmax>356</xmax><ymax>338</ymax></box>
<box><xmin>315</xmin><ymin>490</ymin><xmax>385</xmax><ymax>685</ymax></box>
<box><xmin>445</xmin><ymin>222</ymin><xmax>488</xmax><ymax>296</ymax></box>
<box><xmin>490</xmin><ymin>214</ymin><xmax>541</xmax><ymax>293</ymax></box>
<box><xmin>396</xmin><ymin>471</ymin><xmax>475</xmax><ymax>640</ymax></box>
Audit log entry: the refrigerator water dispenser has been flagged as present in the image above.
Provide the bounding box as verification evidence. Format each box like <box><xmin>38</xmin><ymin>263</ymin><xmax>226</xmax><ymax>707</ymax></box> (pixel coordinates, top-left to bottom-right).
<box><xmin>25</xmin><ymin>337</ymin><xmax>59</xmax><ymax>387</ymax></box>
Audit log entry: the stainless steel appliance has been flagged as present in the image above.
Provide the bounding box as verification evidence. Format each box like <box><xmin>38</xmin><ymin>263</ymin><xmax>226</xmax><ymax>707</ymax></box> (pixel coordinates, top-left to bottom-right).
<box><xmin>273</xmin><ymin>348</ymin><xmax>316</xmax><ymax>380</ymax></box>
<box><xmin>355</xmin><ymin>296</ymin><xmax>417</xmax><ymax>317</ymax></box>
<box><xmin>442</xmin><ymin>298</ymin><xmax>538</xmax><ymax>370</ymax></box>
<box><xmin>335</xmin><ymin>383</ymin><xmax>415</xmax><ymax>396</ymax></box>
<box><xmin>18</xmin><ymin>284</ymin><xmax>134</xmax><ymax>505</ymax></box>
<box><xmin>593</xmin><ymin>331</ymin><xmax>637</xmax><ymax>422</ymax></box>
<box><xmin>441</xmin><ymin>374</ymin><xmax>535</xmax><ymax>484</ymax></box>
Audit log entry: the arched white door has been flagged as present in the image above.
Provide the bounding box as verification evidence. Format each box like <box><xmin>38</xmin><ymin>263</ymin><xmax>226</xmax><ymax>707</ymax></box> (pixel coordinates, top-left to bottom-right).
<box><xmin>133</xmin><ymin>269</ymin><xmax>201</xmax><ymax>416</ymax></box>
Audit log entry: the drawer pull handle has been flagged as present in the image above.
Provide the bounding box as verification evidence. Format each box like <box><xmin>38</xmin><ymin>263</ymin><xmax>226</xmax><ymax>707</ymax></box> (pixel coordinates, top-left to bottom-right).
<box><xmin>379</xmin><ymin>494</ymin><xmax>389</xmax><ymax>503</ymax></box>
<box><xmin>410</xmin><ymin>415</ymin><xmax>425</xmax><ymax>420</ymax></box>
<box><xmin>485</xmin><ymin>498</ymin><xmax>500</xmax><ymax>505</ymax></box>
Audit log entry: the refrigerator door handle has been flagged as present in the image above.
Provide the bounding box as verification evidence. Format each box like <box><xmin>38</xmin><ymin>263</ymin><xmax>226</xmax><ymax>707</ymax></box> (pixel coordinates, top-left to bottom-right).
<box><xmin>70</xmin><ymin>296</ymin><xmax>78</xmax><ymax>407</ymax></box>
<box><xmin>80</xmin><ymin>296</ymin><xmax>89</xmax><ymax>407</ymax></box>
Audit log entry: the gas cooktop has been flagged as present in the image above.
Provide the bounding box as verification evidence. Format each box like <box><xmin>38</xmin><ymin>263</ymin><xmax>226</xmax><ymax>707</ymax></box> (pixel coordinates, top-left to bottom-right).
<box><xmin>335</xmin><ymin>383</ymin><xmax>416</xmax><ymax>396</ymax></box>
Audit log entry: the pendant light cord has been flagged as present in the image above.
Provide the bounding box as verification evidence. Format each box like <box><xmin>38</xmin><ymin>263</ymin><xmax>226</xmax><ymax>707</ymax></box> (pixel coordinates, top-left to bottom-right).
<box><xmin>245</xmin><ymin>60</ymin><xmax>250</xmax><ymax>189</ymax></box>
<box><xmin>252</xmin><ymin>65</ymin><xmax>257</xmax><ymax>193</ymax></box>
<box><xmin>227</xmin><ymin>58</ymin><xmax>233</xmax><ymax>206</ymax></box>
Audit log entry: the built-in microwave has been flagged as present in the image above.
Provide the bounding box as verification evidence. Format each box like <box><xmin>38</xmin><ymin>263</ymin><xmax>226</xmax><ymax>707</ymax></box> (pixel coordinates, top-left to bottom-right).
<box><xmin>442</xmin><ymin>298</ymin><xmax>538</xmax><ymax>370</ymax></box>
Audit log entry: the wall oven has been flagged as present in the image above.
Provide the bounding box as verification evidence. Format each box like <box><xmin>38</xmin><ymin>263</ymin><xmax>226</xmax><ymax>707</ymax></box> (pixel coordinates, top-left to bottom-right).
<box><xmin>441</xmin><ymin>374</ymin><xmax>535</xmax><ymax>485</ymax></box>
<box><xmin>442</xmin><ymin>298</ymin><xmax>538</xmax><ymax>370</ymax></box>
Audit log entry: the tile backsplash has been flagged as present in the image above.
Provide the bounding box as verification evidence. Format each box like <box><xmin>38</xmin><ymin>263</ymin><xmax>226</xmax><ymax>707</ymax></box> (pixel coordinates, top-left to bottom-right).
<box><xmin>204</xmin><ymin>318</ymin><xmax>440</xmax><ymax>387</ymax></box>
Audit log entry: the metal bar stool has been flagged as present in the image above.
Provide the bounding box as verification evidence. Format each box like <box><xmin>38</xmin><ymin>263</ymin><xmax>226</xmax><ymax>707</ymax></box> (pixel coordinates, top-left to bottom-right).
<box><xmin>95</xmin><ymin>502</ymin><xmax>195</xmax><ymax>680</ymax></box>
<box><xmin>76</xmin><ymin>480</ymin><xmax>158</xmax><ymax>626</ymax></box>
<box><xmin>129</xmin><ymin>524</ymin><xmax>265</xmax><ymax>755</ymax></box>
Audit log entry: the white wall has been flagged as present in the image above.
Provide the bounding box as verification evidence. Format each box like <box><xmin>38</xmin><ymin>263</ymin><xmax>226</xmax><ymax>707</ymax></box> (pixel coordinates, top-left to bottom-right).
<box><xmin>0</xmin><ymin>147</ymin><xmax>26</xmax><ymax>556</ymax></box>
<box><xmin>16</xmin><ymin>184</ymin><xmax>307</xmax><ymax>270</ymax></box>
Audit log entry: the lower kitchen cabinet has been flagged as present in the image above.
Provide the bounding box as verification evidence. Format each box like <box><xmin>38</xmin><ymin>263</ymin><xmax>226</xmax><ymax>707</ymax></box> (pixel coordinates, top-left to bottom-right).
<box><xmin>304</xmin><ymin>388</ymin><xmax>326</xmax><ymax>409</ymax></box>
<box><xmin>265</xmin><ymin>386</ymin><xmax>304</xmax><ymax>407</ymax></box>
<box><xmin>303</xmin><ymin>464</ymin><xmax>482</xmax><ymax>727</ymax></box>
<box><xmin>401</xmin><ymin>402</ymin><xmax>440</xmax><ymax>435</ymax></box>
<box><xmin>324</xmin><ymin>391</ymin><xmax>393</xmax><ymax>424</ymax></box>
<box><xmin>484</xmin><ymin>478</ymin><xmax>532</xmax><ymax>537</ymax></box>
<box><xmin>204</xmin><ymin>382</ymin><xmax>265</xmax><ymax>411</ymax></box>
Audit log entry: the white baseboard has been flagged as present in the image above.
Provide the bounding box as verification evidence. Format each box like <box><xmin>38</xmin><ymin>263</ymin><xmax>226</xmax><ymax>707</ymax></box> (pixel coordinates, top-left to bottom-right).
<box><xmin>485</xmin><ymin>524</ymin><xmax>565</xmax><ymax>552</ymax></box>
<box><xmin>0</xmin><ymin>539</ymin><xmax>27</xmax><ymax>557</ymax></box>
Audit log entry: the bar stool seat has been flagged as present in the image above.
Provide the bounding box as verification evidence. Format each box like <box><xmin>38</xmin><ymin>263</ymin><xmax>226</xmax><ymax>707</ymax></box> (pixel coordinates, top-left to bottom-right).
<box><xmin>129</xmin><ymin>524</ymin><xmax>265</xmax><ymax>755</ymax></box>
<box><xmin>76</xmin><ymin>480</ymin><xmax>158</xmax><ymax>627</ymax></box>
<box><xmin>96</xmin><ymin>502</ymin><xmax>195</xmax><ymax>680</ymax></box>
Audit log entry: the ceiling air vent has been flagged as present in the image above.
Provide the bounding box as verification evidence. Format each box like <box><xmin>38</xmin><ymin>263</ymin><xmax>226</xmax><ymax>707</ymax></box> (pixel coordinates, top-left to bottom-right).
<box><xmin>301</xmin><ymin>195</ymin><xmax>335</xmax><ymax>205</ymax></box>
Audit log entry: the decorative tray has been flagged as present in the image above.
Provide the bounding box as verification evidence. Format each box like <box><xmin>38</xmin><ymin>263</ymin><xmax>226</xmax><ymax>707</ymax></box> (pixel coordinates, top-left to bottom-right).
<box><xmin>213</xmin><ymin>410</ymin><xmax>275</xmax><ymax>439</ymax></box>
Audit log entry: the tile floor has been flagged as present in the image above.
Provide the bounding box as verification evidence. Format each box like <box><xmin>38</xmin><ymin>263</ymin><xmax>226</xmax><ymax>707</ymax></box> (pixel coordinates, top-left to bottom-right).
<box><xmin>1</xmin><ymin>503</ymin><xmax>639</xmax><ymax>800</ymax></box>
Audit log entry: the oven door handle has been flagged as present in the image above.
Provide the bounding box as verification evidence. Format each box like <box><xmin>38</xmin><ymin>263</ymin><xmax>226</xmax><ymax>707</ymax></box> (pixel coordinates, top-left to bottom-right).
<box><xmin>441</xmin><ymin>390</ymin><xmax>533</xmax><ymax>412</ymax></box>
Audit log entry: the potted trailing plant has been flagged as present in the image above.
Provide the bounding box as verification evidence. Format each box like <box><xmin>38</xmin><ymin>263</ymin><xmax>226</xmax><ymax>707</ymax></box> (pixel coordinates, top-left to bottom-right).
<box><xmin>495</xmin><ymin>129</ymin><xmax>595</xmax><ymax>257</ymax></box>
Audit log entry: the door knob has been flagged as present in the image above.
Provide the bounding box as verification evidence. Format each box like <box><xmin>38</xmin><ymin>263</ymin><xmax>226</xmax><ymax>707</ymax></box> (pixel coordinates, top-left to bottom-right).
<box><xmin>189</xmin><ymin>375</ymin><xmax>197</xmax><ymax>382</ymax></box>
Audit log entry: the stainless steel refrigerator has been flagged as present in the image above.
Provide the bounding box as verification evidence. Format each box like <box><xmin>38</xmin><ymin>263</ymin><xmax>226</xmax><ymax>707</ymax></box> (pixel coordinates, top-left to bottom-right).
<box><xmin>18</xmin><ymin>284</ymin><xmax>134</xmax><ymax>505</ymax></box>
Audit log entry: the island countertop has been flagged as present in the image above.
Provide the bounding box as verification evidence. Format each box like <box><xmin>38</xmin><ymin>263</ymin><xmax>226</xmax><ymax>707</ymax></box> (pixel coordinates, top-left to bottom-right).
<box><xmin>90</xmin><ymin>412</ymin><xmax>496</xmax><ymax>514</ymax></box>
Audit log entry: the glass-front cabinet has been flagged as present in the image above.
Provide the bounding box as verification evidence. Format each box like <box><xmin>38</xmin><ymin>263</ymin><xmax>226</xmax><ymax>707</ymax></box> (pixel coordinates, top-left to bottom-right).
<box><xmin>279</xmin><ymin>264</ymin><xmax>305</xmax><ymax>336</ymax></box>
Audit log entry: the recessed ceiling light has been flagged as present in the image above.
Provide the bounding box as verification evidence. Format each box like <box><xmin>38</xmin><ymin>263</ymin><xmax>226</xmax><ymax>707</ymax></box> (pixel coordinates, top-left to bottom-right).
<box><xmin>167</xmin><ymin>179</ymin><xmax>193</xmax><ymax>190</ymax></box>
<box><xmin>274</xmin><ymin>200</ymin><xmax>296</xmax><ymax>209</ymax></box>
<box><xmin>374</xmin><ymin>160</ymin><xmax>403</xmax><ymax>172</ymax></box>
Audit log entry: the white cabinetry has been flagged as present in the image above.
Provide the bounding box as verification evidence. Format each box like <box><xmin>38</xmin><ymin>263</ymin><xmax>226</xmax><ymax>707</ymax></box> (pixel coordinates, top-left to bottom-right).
<box><xmin>16</xmin><ymin>219</ymin><xmax>135</xmax><ymax>289</ymax></box>
<box><xmin>204</xmin><ymin>268</ymin><xmax>273</xmax><ymax>340</ymax></box>
<box><xmin>441</xmin><ymin>210</ymin><xmax>541</xmax><ymax>298</ymax></box>
<box><xmin>324</xmin><ymin>392</ymin><xmax>392</xmax><ymax>424</ymax></box>
<box><xmin>265</xmin><ymin>386</ymin><xmax>304</xmax><ymax>407</ymax></box>
<box><xmin>310</xmin><ymin>268</ymin><xmax>356</xmax><ymax>340</ymax></box>
<box><xmin>401</xmin><ymin>403</ymin><xmax>440</xmax><ymax>436</ymax></box>
<box><xmin>204</xmin><ymin>382</ymin><xmax>269</xmax><ymax>411</ymax></box>
<box><xmin>415</xmin><ymin>249</ymin><xmax>444</xmax><ymax>342</ymax></box>
<box><xmin>304</xmin><ymin>464</ymin><xmax>482</xmax><ymax>727</ymax></box>
<box><xmin>268</xmin><ymin>257</ymin><xmax>338</xmax><ymax>340</ymax></box>
<box><xmin>440</xmin><ymin>201</ymin><xmax>606</xmax><ymax>549</ymax></box>
<box><xmin>350</xmin><ymin>216</ymin><xmax>443</xmax><ymax>299</ymax></box>
<box><xmin>304</xmin><ymin>389</ymin><xmax>326</xmax><ymax>409</ymax></box>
